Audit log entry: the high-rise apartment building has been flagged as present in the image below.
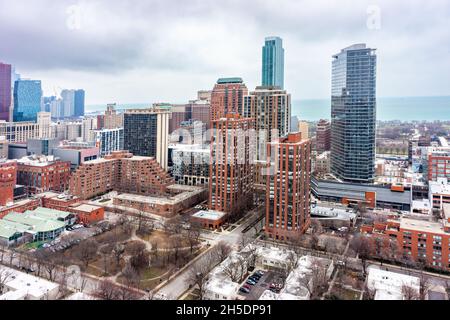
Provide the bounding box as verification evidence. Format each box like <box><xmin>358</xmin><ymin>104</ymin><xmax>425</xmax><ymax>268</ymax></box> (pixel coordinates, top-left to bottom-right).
<box><xmin>123</xmin><ymin>107</ymin><xmax>170</xmax><ymax>170</ymax></box>
<box><xmin>316</xmin><ymin>119</ymin><xmax>331</xmax><ymax>154</ymax></box>
<box><xmin>0</xmin><ymin>63</ymin><xmax>12</xmax><ymax>121</ymax></box>
<box><xmin>262</xmin><ymin>37</ymin><xmax>285</xmax><ymax>89</ymax></box>
<box><xmin>265</xmin><ymin>132</ymin><xmax>311</xmax><ymax>241</ymax></box>
<box><xmin>103</xmin><ymin>103</ymin><xmax>123</xmax><ymax>129</ymax></box>
<box><xmin>209</xmin><ymin>114</ymin><xmax>255</xmax><ymax>214</ymax></box>
<box><xmin>94</xmin><ymin>127</ymin><xmax>124</xmax><ymax>157</ymax></box>
<box><xmin>243</xmin><ymin>86</ymin><xmax>291</xmax><ymax>160</ymax></box>
<box><xmin>13</xmin><ymin>80</ymin><xmax>42</xmax><ymax>122</ymax></box>
<box><xmin>210</xmin><ymin>78</ymin><xmax>248</xmax><ymax>121</ymax></box>
<box><xmin>330</xmin><ymin>44</ymin><xmax>377</xmax><ymax>183</ymax></box>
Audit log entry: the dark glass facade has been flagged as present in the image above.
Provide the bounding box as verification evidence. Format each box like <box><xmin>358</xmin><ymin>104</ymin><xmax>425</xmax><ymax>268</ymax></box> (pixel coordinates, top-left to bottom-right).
<box><xmin>330</xmin><ymin>44</ymin><xmax>377</xmax><ymax>183</ymax></box>
<box><xmin>123</xmin><ymin>112</ymin><xmax>158</xmax><ymax>157</ymax></box>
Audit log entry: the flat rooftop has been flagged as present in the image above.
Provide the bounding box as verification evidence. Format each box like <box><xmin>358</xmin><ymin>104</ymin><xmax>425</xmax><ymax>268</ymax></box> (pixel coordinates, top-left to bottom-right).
<box><xmin>71</xmin><ymin>203</ymin><xmax>101</xmax><ymax>212</ymax></box>
<box><xmin>192</xmin><ymin>210</ymin><xmax>226</xmax><ymax>221</ymax></box>
<box><xmin>0</xmin><ymin>265</ymin><xmax>59</xmax><ymax>299</ymax></box>
<box><xmin>115</xmin><ymin>185</ymin><xmax>205</xmax><ymax>206</ymax></box>
<box><xmin>400</xmin><ymin>216</ymin><xmax>447</xmax><ymax>235</ymax></box>
<box><xmin>429</xmin><ymin>179</ymin><xmax>450</xmax><ymax>195</ymax></box>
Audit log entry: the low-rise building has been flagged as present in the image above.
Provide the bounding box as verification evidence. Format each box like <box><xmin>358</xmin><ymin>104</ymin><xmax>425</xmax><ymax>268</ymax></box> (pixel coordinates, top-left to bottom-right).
<box><xmin>429</xmin><ymin>177</ymin><xmax>450</xmax><ymax>211</ymax></box>
<box><xmin>0</xmin><ymin>265</ymin><xmax>60</xmax><ymax>300</ymax></box>
<box><xmin>366</xmin><ymin>267</ymin><xmax>420</xmax><ymax>300</ymax></box>
<box><xmin>112</xmin><ymin>184</ymin><xmax>206</xmax><ymax>219</ymax></box>
<box><xmin>53</xmin><ymin>145</ymin><xmax>99</xmax><ymax>171</ymax></box>
<box><xmin>191</xmin><ymin>210</ymin><xmax>227</xmax><ymax>229</ymax></box>
<box><xmin>17</xmin><ymin>155</ymin><xmax>71</xmax><ymax>195</ymax></box>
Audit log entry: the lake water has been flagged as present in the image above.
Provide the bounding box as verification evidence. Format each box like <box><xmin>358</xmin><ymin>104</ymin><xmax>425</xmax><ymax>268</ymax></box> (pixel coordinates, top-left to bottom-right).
<box><xmin>86</xmin><ymin>96</ymin><xmax>450</xmax><ymax>122</ymax></box>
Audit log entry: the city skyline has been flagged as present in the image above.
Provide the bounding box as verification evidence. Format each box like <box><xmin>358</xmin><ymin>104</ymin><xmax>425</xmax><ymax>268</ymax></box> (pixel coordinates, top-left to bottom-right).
<box><xmin>0</xmin><ymin>0</ymin><xmax>449</xmax><ymax>105</ymax></box>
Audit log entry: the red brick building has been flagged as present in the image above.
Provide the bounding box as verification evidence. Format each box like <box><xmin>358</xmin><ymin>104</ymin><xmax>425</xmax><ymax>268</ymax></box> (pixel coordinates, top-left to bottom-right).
<box><xmin>0</xmin><ymin>160</ymin><xmax>17</xmax><ymax>206</ymax></box>
<box><xmin>428</xmin><ymin>151</ymin><xmax>450</xmax><ymax>181</ymax></box>
<box><xmin>0</xmin><ymin>198</ymin><xmax>40</xmax><ymax>219</ymax></box>
<box><xmin>190</xmin><ymin>101</ymin><xmax>211</xmax><ymax>129</ymax></box>
<box><xmin>69</xmin><ymin>203</ymin><xmax>104</xmax><ymax>225</ymax></box>
<box><xmin>315</xmin><ymin>119</ymin><xmax>331</xmax><ymax>154</ymax></box>
<box><xmin>265</xmin><ymin>132</ymin><xmax>312</xmax><ymax>241</ymax></box>
<box><xmin>210</xmin><ymin>78</ymin><xmax>248</xmax><ymax>122</ymax></box>
<box><xmin>17</xmin><ymin>156</ymin><xmax>71</xmax><ymax>195</ymax></box>
<box><xmin>69</xmin><ymin>151</ymin><xmax>173</xmax><ymax>200</ymax></box>
<box><xmin>361</xmin><ymin>213</ymin><xmax>450</xmax><ymax>271</ymax></box>
<box><xmin>209</xmin><ymin>114</ymin><xmax>255</xmax><ymax>214</ymax></box>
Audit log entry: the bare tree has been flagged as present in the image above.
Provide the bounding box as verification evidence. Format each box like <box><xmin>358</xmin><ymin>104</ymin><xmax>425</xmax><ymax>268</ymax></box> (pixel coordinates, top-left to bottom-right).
<box><xmin>95</xmin><ymin>279</ymin><xmax>120</xmax><ymax>300</ymax></box>
<box><xmin>299</xmin><ymin>259</ymin><xmax>329</xmax><ymax>299</ymax></box>
<box><xmin>185</xmin><ymin>251</ymin><xmax>217</xmax><ymax>300</ymax></box>
<box><xmin>0</xmin><ymin>268</ymin><xmax>13</xmax><ymax>294</ymax></box>
<box><xmin>310</xmin><ymin>219</ymin><xmax>323</xmax><ymax>235</ymax></box>
<box><xmin>44</xmin><ymin>255</ymin><xmax>59</xmax><ymax>282</ymax></box>
<box><xmin>0</xmin><ymin>243</ymin><xmax>7</xmax><ymax>264</ymax></box>
<box><xmin>402</xmin><ymin>284</ymin><xmax>419</xmax><ymax>300</ymax></box>
<box><xmin>75</xmin><ymin>239</ymin><xmax>99</xmax><ymax>269</ymax></box>
<box><xmin>350</xmin><ymin>234</ymin><xmax>372</xmax><ymax>275</ymax></box>
<box><xmin>222</xmin><ymin>255</ymin><xmax>246</xmax><ymax>283</ymax></box>
<box><xmin>213</xmin><ymin>241</ymin><xmax>232</xmax><ymax>263</ymax></box>
<box><xmin>112</xmin><ymin>243</ymin><xmax>125</xmax><ymax>267</ymax></box>
<box><xmin>418</xmin><ymin>274</ymin><xmax>431</xmax><ymax>300</ymax></box>
<box><xmin>364</xmin><ymin>281</ymin><xmax>376</xmax><ymax>300</ymax></box>
<box><xmin>122</xmin><ymin>263</ymin><xmax>142</xmax><ymax>291</ymax></box>
<box><xmin>186</xmin><ymin>222</ymin><xmax>201</xmax><ymax>254</ymax></box>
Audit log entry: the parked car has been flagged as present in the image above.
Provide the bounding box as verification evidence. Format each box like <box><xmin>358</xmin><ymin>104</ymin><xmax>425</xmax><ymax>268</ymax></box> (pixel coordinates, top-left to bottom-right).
<box><xmin>246</xmin><ymin>279</ymin><xmax>256</xmax><ymax>285</ymax></box>
<box><xmin>239</xmin><ymin>287</ymin><xmax>250</xmax><ymax>294</ymax></box>
<box><xmin>243</xmin><ymin>284</ymin><xmax>251</xmax><ymax>290</ymax></box>
<box><xmin>255</xmin><ymin>270</ymin><xmax>265</xmax><ymax>276</ymax></box>
<box><xmin>249</xmin><ymin>276</ymin><xmax>259</xmax><ymax>283</ymax></box>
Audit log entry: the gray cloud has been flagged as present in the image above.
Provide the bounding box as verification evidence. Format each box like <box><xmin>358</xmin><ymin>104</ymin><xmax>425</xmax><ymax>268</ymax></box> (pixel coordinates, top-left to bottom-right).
<box><xmin>0</xmin><ymin>0</ymin><xmax>449</xmax><ymax>103</ymax></box>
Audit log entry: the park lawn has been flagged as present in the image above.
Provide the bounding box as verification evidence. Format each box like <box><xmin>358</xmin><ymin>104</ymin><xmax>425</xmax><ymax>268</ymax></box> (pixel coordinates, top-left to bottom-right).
<box><xmin>141</xmin><ymin>266</ymin><xmax>167</xmax><ymax>280</ymax></box>
<box><xmin>21</xmin><ymin>241</ymin><xmax>48</xmax><ymax>250</ymax></box>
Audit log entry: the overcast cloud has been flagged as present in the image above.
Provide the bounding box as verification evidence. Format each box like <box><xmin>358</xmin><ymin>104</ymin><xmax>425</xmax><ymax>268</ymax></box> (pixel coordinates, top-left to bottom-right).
<box><xmin>0</xmin><ymin>0</ymin><xmax>449</xmax><ymax>105</ymax></box>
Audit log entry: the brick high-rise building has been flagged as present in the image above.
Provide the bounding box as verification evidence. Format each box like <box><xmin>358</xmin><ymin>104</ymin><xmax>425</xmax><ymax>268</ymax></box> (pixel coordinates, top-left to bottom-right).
<box><xmin>209</xmin><ymin>114</ymin><xmax>255</xmax><ymax>214</ymax></box>
<box><xmin>265</xmin><ymin>132</ymin><xmax>311</xmax><ymax>241</ymax></box>
<box><xmin>210</xmin><ymin>78</ymin><xmax>248</xmax><ymax>122</ymax></box>
<box><xmin>0</xmin><ymin>62</ymin><xmax>12</xmax><ymax>122</ymax></box>
<box><xmin>0</xmin><ymin>160</ymin><xmax>17</xmax><ymax>206</ymax></box>
<box><xmin>190</xmin><ymin>100</ymin><xmax>211</xmax><ymax>130</ymax></box>
<box><xmin>69</xmin><ymin>151</ymin><xmax>173</xmax><ymax>200</ymax></box>
<box><xmin>17</xmin><ymin>156</ymin><xmax>71</xmax><ymax>195</ymax></box>
<box><xmin>316</xmin><ymin>119</ymin><xmax>331</xmax><ymax>154</ymax></box>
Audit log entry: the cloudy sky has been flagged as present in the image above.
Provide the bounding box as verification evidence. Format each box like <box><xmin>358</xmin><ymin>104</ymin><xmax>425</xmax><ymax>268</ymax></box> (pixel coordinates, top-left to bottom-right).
<box><xmin>0</xmin><ymin>0</ymin><xmax>449</xmax><ymax>105</ymax></box>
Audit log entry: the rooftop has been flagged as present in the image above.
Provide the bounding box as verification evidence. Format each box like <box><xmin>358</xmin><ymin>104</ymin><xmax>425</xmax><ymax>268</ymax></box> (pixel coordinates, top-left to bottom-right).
<box><xmin>71</xmin><ymin>203</ymin><xmax>101</xmax><ymax>213</ymax></box>
<box><xmin>367</xmin><ymin>266</ymin><xmax>420</xmax><ymax>300</ymax></box>
<box><xmin>0</xmin><ymin>265</ymin><xmax>59</xmax><ymax>300</ymax></box>
<box><xmin>400</xmin><ymin>216</ymin><xmax>447</xmax><ymax>235</ymax></box>
<box><xmin>217</xmin><ymin>77</ymin><xmax>243</xmax><ymax>84</ymax></box>
<box><xmin>17</xmin><ymin>155</ymin><xmax>61</xmax><ymax>167</ymax></box>
<box><xmin>429</xmin><ymin>178</ymin><xmax>450</xmax><ymax>195</ymax></box>
<box><xmin>192</xmin><ymin>210</ymin><xmax>227</xmax><ymax>221</ymax></box>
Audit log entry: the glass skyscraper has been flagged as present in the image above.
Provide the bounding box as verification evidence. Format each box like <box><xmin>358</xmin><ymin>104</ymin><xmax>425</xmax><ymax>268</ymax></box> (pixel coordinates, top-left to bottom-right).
<box><xmin>74</xmin><ymin>89</ymin><xmax>85</xmax><ymax>117</ymax></box>
<box><xmin>330</xmin><ymin>44</ymin><xmax>377</xmax><ymax>183</ymax></box>
<box><xmin>13</xmin><ymin>79</ymin><xmax>43</xmax><ymax>122</ymax></box>
<box><xmin>262</xmin><ymin>36</ymin><xmax>284</xmax><ymax>89</ymax></box>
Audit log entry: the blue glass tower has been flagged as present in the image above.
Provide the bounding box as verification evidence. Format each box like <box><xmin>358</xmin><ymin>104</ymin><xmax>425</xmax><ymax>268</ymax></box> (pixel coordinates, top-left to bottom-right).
<box><xmin>330</xmin><ymin>44</ymin><xmax>377</xmax><ymax>183</ymax></box>
<box><xmin>13</xmin><ymin>80</ymin><xmax>42</xmax><ymax>122</ymax></box>
<box><xmin>74</xmin><ymin>89</ymin><xmax>85</xmax><ymax>117</ymax></box>
<box><xmin>262</xmin><ymin>36</ymin><xmax>284</xmax><ymax>89</ymax></box>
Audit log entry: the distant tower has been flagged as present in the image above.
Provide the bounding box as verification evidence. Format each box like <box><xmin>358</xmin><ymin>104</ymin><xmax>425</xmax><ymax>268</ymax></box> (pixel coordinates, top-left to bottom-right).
<box><xmin>0</xmin><ymin>62</ymin><xmax>12</xmax><ymax>121</ymax></box>
<box><xmin>13</xmin><ymin>79</ymin><xmax>43</xmax><ymax>122</ymax></box>
<box><xmin>262</xmin><ymin>36</ymin><xmax>285</xmax><ymax>89</ymax></box>
<box><xmin>330</xmin><ymin>44</ymin><xmax>377</xmax><ymax>183</ymax></box>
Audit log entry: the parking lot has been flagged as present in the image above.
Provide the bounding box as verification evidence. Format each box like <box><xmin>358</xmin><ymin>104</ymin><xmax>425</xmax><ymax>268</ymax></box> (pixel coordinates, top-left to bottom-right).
<box><xmin>238</xmin><ymin>270</ymin><xmax>286</xmax><ymax>300</ymax></box>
